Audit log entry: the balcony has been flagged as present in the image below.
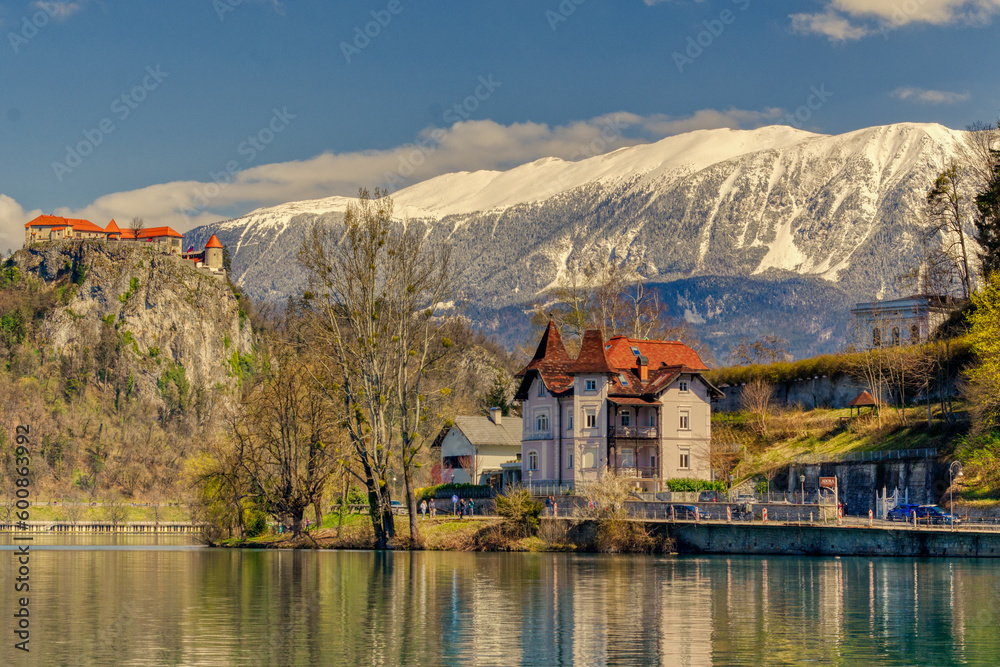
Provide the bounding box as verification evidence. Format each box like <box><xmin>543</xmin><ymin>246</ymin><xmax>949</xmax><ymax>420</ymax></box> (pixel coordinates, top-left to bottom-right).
<box><xmin>614</xmin><ymin>466</ymin><xmax>658</xmax><ymax>479</ymax></box>
<box><xmin>524</xmin><ymin>430</ymin><xmax>553</xmax><ymax>441</ymax></box>
<box><xmin>613</xmin><ymin>426</ymin><xmax>658</xmax><ymax>439</ymax></box>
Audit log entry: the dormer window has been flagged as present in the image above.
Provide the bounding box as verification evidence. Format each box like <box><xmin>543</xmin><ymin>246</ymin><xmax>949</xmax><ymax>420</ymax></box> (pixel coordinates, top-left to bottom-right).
<box><xmin>679</xmin><ymin>381</ymin><xmax>689</xmax><ymax>393</ymax></box>
<box><xmin>537</xmin><ymin>380</ymin><xmax>545</xmax><ymax>397</ymax></box>
<box><xmin>585</xmin><ymin>379</ymin><xmax>597</xmax><ymax>392</ymax></box>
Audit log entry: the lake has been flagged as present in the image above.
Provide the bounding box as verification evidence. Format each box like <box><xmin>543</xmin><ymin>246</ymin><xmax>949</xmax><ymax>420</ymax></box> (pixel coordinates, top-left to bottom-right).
<box><xmin>2</xmin><ymin>536</ymin><xmax>999</xmax><ymax>665</ymax></box>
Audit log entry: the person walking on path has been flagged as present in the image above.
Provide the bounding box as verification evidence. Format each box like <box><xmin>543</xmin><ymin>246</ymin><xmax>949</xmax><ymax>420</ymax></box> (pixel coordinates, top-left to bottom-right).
<box><xmin>457</xmin><ymin>500</ymin><xmax>464</xmax><ymax>520</ymax></box>
<box><xmin>420</xmin><ymin>499</ymin><xmax>428</xmax><ymax>520</ymax></box>
<box><xmin>430</xmin><ymin>499</ymin><xmax>437</xmax><ymax>518</ymax></box>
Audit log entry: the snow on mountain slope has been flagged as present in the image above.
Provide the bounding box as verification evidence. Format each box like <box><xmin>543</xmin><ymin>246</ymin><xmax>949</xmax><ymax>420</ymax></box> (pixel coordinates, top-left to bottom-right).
<box><xmin>185</xmin><ymin>121</ymin><xmax>970</xmax><ymax>357</ymax></box>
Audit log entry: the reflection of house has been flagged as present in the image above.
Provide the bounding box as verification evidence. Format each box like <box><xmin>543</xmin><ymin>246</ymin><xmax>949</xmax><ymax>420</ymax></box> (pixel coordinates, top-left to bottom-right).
<box><xmin>514</xmin><ymin>322</ymin><xmax>723</xmax><ymax>492</ymax></box>
<box><xmin>432</xmin><ymin>409</ymin><xmax>523</xmax><ymax>485</ymax></box>
<box><xmin>850</xmin><ymin>295</ymin><xmax>960</xmax><ymax>348</ymax></box>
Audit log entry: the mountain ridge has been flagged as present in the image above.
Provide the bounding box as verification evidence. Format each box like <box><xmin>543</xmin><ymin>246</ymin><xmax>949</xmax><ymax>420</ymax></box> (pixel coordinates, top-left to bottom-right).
<box><xmin>184</xmin><ymin>121</ymin><xmax>969</xmax><ymax>359</ymax></box>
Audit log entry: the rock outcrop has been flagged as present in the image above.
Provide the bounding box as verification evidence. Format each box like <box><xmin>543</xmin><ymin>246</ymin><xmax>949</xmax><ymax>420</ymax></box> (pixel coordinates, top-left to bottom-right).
<box><xmin>12</xmin><ymin>242</ymin><xmax>254</xmax><ymax>403</ymax></box>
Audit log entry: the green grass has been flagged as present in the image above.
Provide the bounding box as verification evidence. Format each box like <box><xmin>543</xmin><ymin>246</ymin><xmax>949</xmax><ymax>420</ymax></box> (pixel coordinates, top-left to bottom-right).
<box><xmin>15</xmin><ymin>503</ymin><xmax>191</xmax><ymax>522</ymax></box>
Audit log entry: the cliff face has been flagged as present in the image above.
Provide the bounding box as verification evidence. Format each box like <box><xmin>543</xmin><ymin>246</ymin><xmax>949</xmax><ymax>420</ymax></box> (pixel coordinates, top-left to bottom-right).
<box><xmin>13</xmin><ymin>242</ymin><xmax>254</xmax><ymax>402</ymax></box>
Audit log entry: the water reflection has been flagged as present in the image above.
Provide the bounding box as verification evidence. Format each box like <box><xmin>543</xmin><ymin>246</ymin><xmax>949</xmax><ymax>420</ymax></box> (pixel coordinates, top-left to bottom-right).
<box><xmin>2</xmin><ymin>538</ymin><xmax>999</xmax><ymax>666</ymax></box>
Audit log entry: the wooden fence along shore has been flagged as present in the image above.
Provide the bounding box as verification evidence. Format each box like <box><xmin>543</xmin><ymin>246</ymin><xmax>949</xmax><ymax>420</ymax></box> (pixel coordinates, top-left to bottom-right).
<box><xmin>0</xmin><ymin>521</ymin><xmax>202</xmax><ymax>534</ymax></box>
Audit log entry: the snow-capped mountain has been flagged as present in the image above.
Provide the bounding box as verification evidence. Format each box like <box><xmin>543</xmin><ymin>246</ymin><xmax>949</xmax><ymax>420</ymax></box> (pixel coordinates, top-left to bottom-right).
<box><xmin>184</xmin><ymin>122</ymin><xmax>968</xmax><ymax>359</ymax></box>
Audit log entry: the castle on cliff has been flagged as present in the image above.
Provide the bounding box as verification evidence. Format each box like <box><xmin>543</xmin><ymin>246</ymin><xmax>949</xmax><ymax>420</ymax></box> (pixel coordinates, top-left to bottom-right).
<box><xmin>24</xmin><ymin>215</ymin><xmax>225</xmax><ymax>274</ymax></box>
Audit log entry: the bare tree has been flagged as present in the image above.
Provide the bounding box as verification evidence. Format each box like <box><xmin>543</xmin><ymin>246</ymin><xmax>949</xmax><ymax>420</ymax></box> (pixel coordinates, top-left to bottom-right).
<box><xmin>224</xmin><ymin>348</ymin><xmax>338</xmax><ymax>539</ymax></box>
<box><xmin>741</xmin><ymin>378</ymin><xmax>774</xmax><ymax>438</ymax></box>
<box><xmin>925</xmin><ymin>163</ymin><xmax>974</xmax><ymax>298</ymax></box>
<box><xmin>729</xmin><ymin>336</ymin><xmax>789</xmax><ymax>366</ymax></box>
<box><xmin>299</xmin><ymin>188</ymin><xmax>453</xmax><ymax>548</ymax></box>
<box><xmin>129</xmin><ymin>216</ymin><xmax>145</xmax><ymax>241</ymax></box>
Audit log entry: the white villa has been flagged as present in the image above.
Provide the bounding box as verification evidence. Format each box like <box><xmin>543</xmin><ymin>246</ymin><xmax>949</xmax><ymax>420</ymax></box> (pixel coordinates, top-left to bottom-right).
<box><xmin>850</xmin><ymin>294</ymin><xmax>961</xmax><ymax>348</ymax></box>
<box><xmin>433</xmin><ymin>410</ymin><xmax>523</xmax><ymax>486</ymax></box>
<box><xmin>514</xmin><ymin>322</ymin><xmax>723</xmax><ymax>492</ymax></box>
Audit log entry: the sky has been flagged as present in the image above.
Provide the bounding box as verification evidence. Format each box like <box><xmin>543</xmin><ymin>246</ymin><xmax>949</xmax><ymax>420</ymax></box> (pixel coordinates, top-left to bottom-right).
<box><xmin>1</xmin><ymin>0</ymin><xmax>999</xmax><ymax>250</ymax></box>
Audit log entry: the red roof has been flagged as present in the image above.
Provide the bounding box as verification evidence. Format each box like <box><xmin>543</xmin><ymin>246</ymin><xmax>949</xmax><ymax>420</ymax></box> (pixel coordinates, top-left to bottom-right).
<box><xmin>25</xmin><ymin>214</ymin><xmax>107</xmax><ymax>234</ymax></box>
<box><xmin>105</xmin><ymin>219</ymin><xmax>121</xmax><ymax>234</ymax></box>
<box><xmin>119</xmin><ymin>226</ymin><xmax>183</xmax><ymax>240</ymax></box>
<box><xmin>204</xmin><ymin>234</ymin><xmax>223</xmax><ymax>249</ymax></box>
<box><xmin>605</xmin><ymin>335</ymin><xmax>708</xmax><ymax>372</ymax></box>
<box><xmin>847</xmin><ymin>391</ymin><xmax>880</xmax><ymax>408</ymax></box>
<box><xmin>574</xmin><ymin>330</ymin><xmax>615</xmax><ymax>374</ymax></box>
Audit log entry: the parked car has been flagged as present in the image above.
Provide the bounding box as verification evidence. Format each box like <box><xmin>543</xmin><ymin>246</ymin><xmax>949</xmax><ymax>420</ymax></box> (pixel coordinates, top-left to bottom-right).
<box><xmin>887</xmin><ymin>504</ymin><xmax>920</xmax><ymax>522</ymax></box>
<box><xmin>670</xmin><ymin>504</ymin><xmax>710</xmax><ymax>521</ymax></box>
<box><xmin>913</xmin><ymin>505</ymin><xmax>960</xmax><ymax>525</ymax></box>
<box><xmin>390</xmin><ymin>500</ymin><xmax>408</xmax><ymax>515</ymax></box>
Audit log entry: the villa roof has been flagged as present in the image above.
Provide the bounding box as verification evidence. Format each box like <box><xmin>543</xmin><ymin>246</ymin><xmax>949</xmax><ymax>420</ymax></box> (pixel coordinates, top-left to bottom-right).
<box><xmin>105</xmin><ymin>219</ymin><xmax>121</xmax><ymax>234</ymax></box>
<box><xmin>605</xmin><ymin>335</ymin><xmax>709</xmax><ymax>371</ymax></box>
<box><xmin>574</xmin><ymin>330</ymin><xmax>615</xmax><ymax>374</ymax></box>
<box><xmin>204</xmin><ymin>234</ymin><xmax>223</xmax><ymax>249</ymax></box>
<box><xmin>451</xmin><ymin>416</ymin><xmax>523</xmax><ymax>448</ymax></box>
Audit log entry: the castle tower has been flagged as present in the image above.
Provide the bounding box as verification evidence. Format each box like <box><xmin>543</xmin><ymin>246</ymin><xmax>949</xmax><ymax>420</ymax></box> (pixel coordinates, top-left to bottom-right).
<box><xmin>204</xmin><ymin>235</ymin><xmax>224</xmax><ymax>269</ymax></box>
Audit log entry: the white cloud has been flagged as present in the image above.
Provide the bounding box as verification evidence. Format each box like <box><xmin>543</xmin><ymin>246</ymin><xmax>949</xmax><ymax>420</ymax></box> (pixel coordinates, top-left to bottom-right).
<box><xmin>790</xmin><ymin>11</ymin><xmax>871</xmax><ymax>41</ymax></box>
<box><xmin>30</xmin><ymin>1</ymin><xmax>84</xmax><ymax>20</ymax></box>
<box><xmin>0</xmin><ymin>108</ymin><xmax>788</xmax><ymax>240</ymax></box>
<box><xmin>793</xmin><ymin>0</ymin><xmax>1000</xmax><ymax>40</ymax></box>
<box><xmin>892</xmin><ymin>87</ymin><xmax>971</xmax><ymax>104</ymax></box>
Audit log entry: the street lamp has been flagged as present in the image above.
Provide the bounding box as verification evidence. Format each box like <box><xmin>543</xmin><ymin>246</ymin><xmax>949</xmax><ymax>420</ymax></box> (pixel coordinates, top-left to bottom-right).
<box><xmin>528</xmin><ymin>469</ymin><xmax>533</xmax><ymax>494</ymax></box>
<box><xmin>799</xmin><ymin>474</ymin><xmax>806</xmax><ymax>505</ymax></box>
<box><xmin>949</xmin><ymin>461</ymin><xmax>963</xmax><ymax>531</ymax></box>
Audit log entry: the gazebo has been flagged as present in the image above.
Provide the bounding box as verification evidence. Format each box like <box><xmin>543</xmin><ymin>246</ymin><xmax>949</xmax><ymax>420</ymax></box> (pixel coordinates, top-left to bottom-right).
<box><xmin>847</xmin><ymin>390</ymin><xmax>880</xmax><ymax>417</ymax></box>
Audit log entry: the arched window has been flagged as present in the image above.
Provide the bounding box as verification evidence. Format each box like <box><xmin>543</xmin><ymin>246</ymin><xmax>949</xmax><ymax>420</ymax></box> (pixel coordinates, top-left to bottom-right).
<box><xmin>911</xmin><ymin>325</ymin><xmax>920</xmax><ymax>343</ymax></box>
<box><xmin>892</xmin><ymin>327</ymin><xmax>900</xmax><ymax>346</ymax></box>
<box><xmin>873</xmin><ymin>328</ymin><xmax>882</xmax><ymax>347</ymax></box>
<box><xmin>528</xmin><ymin>451</ymin><xmax>538</xmax><ymax>471</ymax></box>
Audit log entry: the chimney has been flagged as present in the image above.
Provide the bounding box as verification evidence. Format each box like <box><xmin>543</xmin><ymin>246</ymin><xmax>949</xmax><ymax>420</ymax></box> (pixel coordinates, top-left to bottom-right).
<box><xmin>489</xmin><ymin>407</ymin><xmax>502</xmax><ymax>425</ymax></box>
<box><xmin>637</xmin><ymin>355</ymin><xmax>649</xmax><ymax>382</ymax></box>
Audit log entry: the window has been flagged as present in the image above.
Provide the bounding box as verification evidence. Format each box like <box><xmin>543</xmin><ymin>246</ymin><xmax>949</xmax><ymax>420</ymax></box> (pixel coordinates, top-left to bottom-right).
<box><xmin>648</xmin><ymin>412</ymin><xmax>656</xmax><ymax>427</ymax></box>
<box><xmin>585</xmin><ymin>379</ymin><xmax>597</xmax><ymax>392</ymax></box>
<box><xmin>679</xmin><ymin>410</ymin><xmax>690</xmax><ymax>431</ymax></box>
<box><xmin>620</xmin><ymin>411</ymin><xmax>631</xmax><ymax>427</ymax></box>
<box><xmin>650</xmin><ymin>453</ymin><xmax>657</xmax><ymax>470</ymax></box>
<box><xmin>582</xmin><ymin>447</ymin><xmax>597</xmax><ymax>469</ymax></box>
<box><xmin>621</xmin><ymin>448</ymin><xmax>635</xmax><ymax>467</ymax></box>
<box><xmin>630</xmin><ymin>346</ymin><xmax>641</xmax><ymax>357</ymax></box>
<box><xmin>679</xmin><ymin>449</ymin><xmax>690</xmax><ymax>470</ymax></box>
<box><xmin>536</xmin><ymin>414</ymin><xmax>549</xmax><ymax>432</ymax></box>
<box><xmin>585</xmin><ymin>408</ymin><xmax>597</xmax><ymax>429</ymax></box>
<box><xmin>873</xmin><ymin>327</ymin><xmax>882</xmax><ymax>347</ymax></box>
<box><xmin>538</xmin><ymin>380</ymin><xmax>545</xmax><ymax>397</ymax></box>
<box><xmin>891</xmin><ymin>326</ymin><xmax>900</xmax><ymax>346</ymax></box>
<box><xmin>618</xmin><ymin>373</ymin><xmax>630</xmax><ymax>387</ymax></box>
<box><xmin>679</xmin><ymin>381</ymin><xmax>689</xmax><ymax>393</ymax></box>
<box><xmin>567</xmin><ymin>412</ymin><xmax>573</xmax><ymax>431</ymax></box>
<box><xmin>566</xmin><ymin>450</ymin><xmax>574</xmax><ymax>469</ymax></box>
<box><xmin>910</xmin><ymin>325</ymin><xmax>920</xmax><ymax>343</ymax></box>
<box><xmin>528</xmin><ymin>451</ymin><xmax>538</xmax><ymax>471</ymax></box>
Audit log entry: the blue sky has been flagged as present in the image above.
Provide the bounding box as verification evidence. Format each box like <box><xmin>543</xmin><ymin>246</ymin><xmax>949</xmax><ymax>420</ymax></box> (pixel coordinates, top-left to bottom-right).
<box><xmin>1</xmin><ymin>0</ymin><xmax>998</xmax><ymax>249</ymax></box>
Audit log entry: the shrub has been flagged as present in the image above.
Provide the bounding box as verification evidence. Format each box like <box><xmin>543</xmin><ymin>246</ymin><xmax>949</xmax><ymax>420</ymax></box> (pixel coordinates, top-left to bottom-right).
<box><xmin>493</xmin><ymin>486</ymin><xmax>543</xmax><ymax>538</ymax></box>
<box><xmin>414</xmin><ymin>483</ymin><xmax>486</xmax><ymax>503</ymax></box>
<box><xmin>664</xmin><ymin>478</ymin><xmax>727</xmax><ymax>492</ymax></box>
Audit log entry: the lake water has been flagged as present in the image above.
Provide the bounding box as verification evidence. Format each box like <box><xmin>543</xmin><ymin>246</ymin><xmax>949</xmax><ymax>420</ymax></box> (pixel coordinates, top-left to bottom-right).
<box><xmin>2</xmin><ymin>536</ymin><xmax>1000</xmax><ymax>666</ymax></box>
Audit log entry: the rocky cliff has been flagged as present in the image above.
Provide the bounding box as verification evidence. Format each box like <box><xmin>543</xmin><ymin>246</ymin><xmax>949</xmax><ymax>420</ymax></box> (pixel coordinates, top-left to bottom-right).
<box><xmin>12</xmin><ymin>242</ymin><xmax>254</xmax><ymax>403</ymax></box>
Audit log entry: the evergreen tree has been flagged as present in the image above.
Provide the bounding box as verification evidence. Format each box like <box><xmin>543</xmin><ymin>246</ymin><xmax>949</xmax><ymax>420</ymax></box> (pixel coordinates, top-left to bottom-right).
<box><xmin>974</xmin><ymin>148</ymin><xmax>1000</xmax><ymax>280</ymax></box>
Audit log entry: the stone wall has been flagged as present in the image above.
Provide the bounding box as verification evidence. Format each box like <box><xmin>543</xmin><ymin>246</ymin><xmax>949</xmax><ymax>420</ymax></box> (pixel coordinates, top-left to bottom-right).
<box><xmin>715</xmin><ymin>374</ymin><xmax>866</xmax><ymax>412</ymax></box>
